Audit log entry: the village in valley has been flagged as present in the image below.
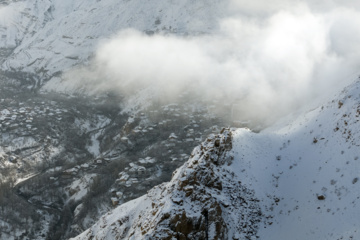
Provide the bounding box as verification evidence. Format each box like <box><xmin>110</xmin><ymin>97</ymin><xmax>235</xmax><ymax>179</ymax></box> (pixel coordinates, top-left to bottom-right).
<box><xmin>0</xmin><ymin>79</ymin><xmax>243</xmax><ymax>238</ymax></box>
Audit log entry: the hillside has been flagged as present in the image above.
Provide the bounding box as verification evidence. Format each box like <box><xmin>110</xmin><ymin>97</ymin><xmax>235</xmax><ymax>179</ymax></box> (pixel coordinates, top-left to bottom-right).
<box><xmin>72</xmin><ymin>78</ymin><xmax>360</xmax><ymax>240</ymax></box>
<box><xmin>0</xmin><ymin>0</ymin><xmax>224</xmax><ymax>80</ymax></box>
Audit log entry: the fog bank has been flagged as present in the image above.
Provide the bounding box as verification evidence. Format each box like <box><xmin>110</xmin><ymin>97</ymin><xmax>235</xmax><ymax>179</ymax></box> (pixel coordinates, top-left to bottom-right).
<box><xmin>64</xmin><ymin>0</ymin><xmax>360</xmax><ymax>123</ymax></box>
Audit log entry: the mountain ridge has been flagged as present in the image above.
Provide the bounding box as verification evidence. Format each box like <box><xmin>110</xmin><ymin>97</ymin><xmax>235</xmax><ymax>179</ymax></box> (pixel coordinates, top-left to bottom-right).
<box><xmin>72</xmin><ymin>78</ymin><xmax>360</xmax><ymax>240</ymax></box>
<box><xmin>72</xmin><ymin>128</ymin><xmax>267</xmax><ymax>240</ymax></box>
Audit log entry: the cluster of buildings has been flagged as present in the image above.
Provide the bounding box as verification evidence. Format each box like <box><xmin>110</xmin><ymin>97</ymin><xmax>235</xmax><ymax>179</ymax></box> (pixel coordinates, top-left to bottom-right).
<box><xmin>0</xmin><ymin>99</ymin><xmax>68</xmax><ymax>134</ymax></box>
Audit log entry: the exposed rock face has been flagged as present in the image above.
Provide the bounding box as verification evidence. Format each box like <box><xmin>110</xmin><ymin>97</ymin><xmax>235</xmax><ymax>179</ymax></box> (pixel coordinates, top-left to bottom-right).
<box><xmin>72</xmin><ymin>129</ymin><xmax>263</xmax><ymax>240</ymax></box>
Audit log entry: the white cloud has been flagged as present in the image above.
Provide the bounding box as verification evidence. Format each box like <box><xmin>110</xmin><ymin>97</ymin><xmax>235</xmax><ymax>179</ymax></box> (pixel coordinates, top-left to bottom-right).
<box><xmin>66</xmin><ymin>0</ymin><xmax>360</xmax><ymax>123</ymax></box>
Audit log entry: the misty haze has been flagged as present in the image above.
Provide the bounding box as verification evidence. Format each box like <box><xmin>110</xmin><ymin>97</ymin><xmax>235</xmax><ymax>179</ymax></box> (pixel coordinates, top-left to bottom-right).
<box><xmin>1</xmin><ymin>0</ymin><xmax>360</xmax><ymax>239</ymax></box>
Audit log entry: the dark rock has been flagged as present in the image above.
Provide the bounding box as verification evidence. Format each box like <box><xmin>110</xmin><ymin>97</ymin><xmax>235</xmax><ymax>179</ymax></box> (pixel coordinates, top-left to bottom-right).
<box><xmin>317</xmin><ymin>195</ymin><xmax>325</xmax><ymax>200</ymax></box>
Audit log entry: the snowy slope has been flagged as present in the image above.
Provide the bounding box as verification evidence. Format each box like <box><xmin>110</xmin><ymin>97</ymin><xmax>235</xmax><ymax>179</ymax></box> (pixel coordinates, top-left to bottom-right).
<box><xmin>72</xmin><ymin>78</ymin><xmax>360</xmax><ymax>240</ymax></box>
<box><xmin>0</xmin><ymin>0</ymin><xmax>225</xmax><ymax>78</ymax></box>
<box><xmin>234</xmin><ymin>78</ymin><xmax>360</xmax><ymax>240</ymax></box>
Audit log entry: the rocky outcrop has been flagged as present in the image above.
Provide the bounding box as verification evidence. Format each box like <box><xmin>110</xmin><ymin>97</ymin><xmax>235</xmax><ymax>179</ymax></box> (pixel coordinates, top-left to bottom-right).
<box><xmin>72</xmin><ymin>128</ymin><xmax>263</xmax><ymax>240</ymax></box>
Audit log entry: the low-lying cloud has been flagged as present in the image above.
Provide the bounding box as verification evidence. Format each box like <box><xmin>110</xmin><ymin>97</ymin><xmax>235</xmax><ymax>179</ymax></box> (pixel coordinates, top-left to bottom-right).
<box><xmin>65</xmin><ymin>0</ymin><xmax>360</xmax><ymax>124</ymax></box>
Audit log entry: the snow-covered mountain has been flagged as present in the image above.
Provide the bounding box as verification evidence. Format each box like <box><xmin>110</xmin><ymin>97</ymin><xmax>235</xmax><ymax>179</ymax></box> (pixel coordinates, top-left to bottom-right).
<box><xmin>2</xmin><ymin>0</ymin><xmax>360</xmax><ymax>239</ymax></box>
<box><xmin>72</xmin><ymin>78</ymin><xmax>360</xmax><ymax>240</ymax></box>
<box><xmin>0</xmin><ymin>0</ymin><xmax>224</xmax><ymax>80</ymax></box>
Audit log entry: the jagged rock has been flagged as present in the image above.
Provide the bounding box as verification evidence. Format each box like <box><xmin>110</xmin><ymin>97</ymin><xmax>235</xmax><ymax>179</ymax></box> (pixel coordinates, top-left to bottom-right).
<box><xmin>72</xmin><ymin>129</ymin><xmax>263</xmax><ymax>240</ymax></box>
